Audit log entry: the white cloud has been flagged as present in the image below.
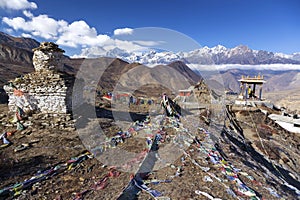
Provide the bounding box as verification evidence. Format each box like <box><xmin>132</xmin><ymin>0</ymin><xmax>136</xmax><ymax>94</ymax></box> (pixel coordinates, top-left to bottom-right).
<box><xmin>4</xmin><ymin>28</ymin><xmax>14</xmax><ymax>34</ymax></box>
<box><xmin>23</xmin><ymin>10</ymin><xmax>34</xmax><ymax>18</ymax></box>
<box><xmin>3</xmin><ymin>17</ymin><xmax>26</xmax><ymax>30</ymax></box>
<box><xmin>0</xmin><ymin>0</ymin><xmax>37</xmax><ymax>10</ymax></box>
<box><xmin>2</xmin><ymin>13</ymin><xmax>112</xmax><ymax>48</ymax></box>
<box><xmin>3</xmin><ymin>15</ymin><xmax>65</xmax><ymax>39</ymax></box>
<box><xmin>187</xmin><ymin>64</ymin><xmax>300</xmax><ymax>71</ymax></box>
<box><xmin>21</xmin><ymin>33</ymin><xmax>32</xmax><ymax>38</ymax></box>
<box><xmin>2</xmin><ymin>11</ymin><xmax>161</xmax><ymax>56</ymax></box>
<box><xmin>133</xmin><ymin>40</ymin><xmax>165</xmax><ymax>46</ymax></box>
<box><xmin>114</xmin><ymin>28</ymin><xmax>133</xmax><ymax>35</ymax></box>
<box><xmin>56</xmin><ymin>20</ymin><xmax>110</xmax><ymax>48</ymax></box>
<box><xmin>110</xmin><ymin>39</ymin><xmax>147</xmax><ymax>51</ymax></box>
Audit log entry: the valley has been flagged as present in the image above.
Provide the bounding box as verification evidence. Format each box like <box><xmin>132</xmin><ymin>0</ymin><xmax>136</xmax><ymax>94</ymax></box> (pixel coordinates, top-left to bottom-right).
<box><xmin>0</xmin><ymin>32</ymin><xmax>300</xmax><ymax>200</ymax></box>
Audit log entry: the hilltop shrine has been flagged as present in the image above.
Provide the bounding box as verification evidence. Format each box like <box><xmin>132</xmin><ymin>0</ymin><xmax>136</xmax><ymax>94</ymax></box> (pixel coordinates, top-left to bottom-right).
<box><xmin>3</xmin><ymin>42</ymin><xmax>80</xmax><ymax>115</ymax></box>
<box><xmin>238</xmin><ymin>74</ymin><xmax>266</xmax><ymax>100</ymax></box>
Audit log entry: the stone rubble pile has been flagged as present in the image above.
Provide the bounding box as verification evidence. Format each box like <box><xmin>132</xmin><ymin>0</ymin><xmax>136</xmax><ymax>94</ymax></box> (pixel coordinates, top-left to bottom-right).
<box><xmin>0</xmin><ymin>112</ymin><xmax>75</xmax><ymax>131</ymax></box>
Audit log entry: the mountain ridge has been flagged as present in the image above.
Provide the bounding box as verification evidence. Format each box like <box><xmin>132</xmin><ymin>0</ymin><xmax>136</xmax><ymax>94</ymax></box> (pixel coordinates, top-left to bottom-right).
<box><xmin>0</xmin><ymin>32</ymin><xmax>39</xmax><ymax>52</ymax></box>
<box><xmin>1</xmin><ymin>31</ymin><xmax>300</xmax><ymax>66</ymax></box>
<box><xmin>76</xmin><ymin>44</ymin><xmax>300</xmax><ymax>65</ymax></box>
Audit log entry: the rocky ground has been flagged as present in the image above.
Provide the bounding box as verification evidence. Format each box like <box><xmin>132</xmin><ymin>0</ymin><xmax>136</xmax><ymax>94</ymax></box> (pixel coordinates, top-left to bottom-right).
<box><xmin>265</xmin><ymin>89</ymin><xmax>300</xmax><ymax>115</ymax></box>
<box><xmin>0</xmin><ymin>102</ymin><xmax>300</xmax><ymax>200</ymax></box>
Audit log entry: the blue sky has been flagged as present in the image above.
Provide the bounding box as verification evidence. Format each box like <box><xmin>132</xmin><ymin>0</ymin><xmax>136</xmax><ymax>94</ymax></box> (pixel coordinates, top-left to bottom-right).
<box><xmin>0</xmin><ymin>0</ymin><xmax>299</xmax><ymax>56</ymax></box>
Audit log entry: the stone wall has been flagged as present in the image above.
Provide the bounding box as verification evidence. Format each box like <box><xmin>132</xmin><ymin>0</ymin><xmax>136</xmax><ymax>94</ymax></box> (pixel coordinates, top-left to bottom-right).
<box><xmin>32</xmin><ymin>42</ymin><xmax>65</xmax><ymax>72</ymax></box>
<box><xmin>4</xmin><ymin>70</ymin><xmax>75</xmax><ymax>114</ymax></box>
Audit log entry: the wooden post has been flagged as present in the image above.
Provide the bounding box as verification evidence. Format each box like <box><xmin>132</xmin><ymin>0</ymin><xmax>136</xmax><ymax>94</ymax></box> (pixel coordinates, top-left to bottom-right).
<box><xmin>245</xmin><ymin>84</ymin><xmax>248</xmax><ymax>99</ymax></box>
<box><xmin>259</xmin><ymin>87</ymin><xmax>262</xmax><ymax>100</ymax></box>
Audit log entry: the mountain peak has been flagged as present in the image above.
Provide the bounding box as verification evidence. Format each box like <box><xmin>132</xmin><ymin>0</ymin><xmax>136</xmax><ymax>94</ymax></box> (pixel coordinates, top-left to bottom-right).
<box><xmin>231</xmin><ymin>45</ymin><xmax>251</xmax><ymax>52</ymax></box>
<box><xmin>212</xmin><ymin>44</ymin><xmax>227</xmax><ymax>50</ymax></box>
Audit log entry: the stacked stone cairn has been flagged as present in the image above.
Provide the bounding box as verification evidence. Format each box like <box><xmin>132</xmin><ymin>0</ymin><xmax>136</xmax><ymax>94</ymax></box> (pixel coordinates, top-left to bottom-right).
<box><xmin>3</xmin><ymin>42</ymin><xmax>77</xmax><ymax>130</ymax></box>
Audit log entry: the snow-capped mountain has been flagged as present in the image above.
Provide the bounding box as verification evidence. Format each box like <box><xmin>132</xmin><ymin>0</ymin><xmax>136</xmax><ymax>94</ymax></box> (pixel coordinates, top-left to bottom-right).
<box><xmin>75</xmin><ymin>45</ymin><xmax>300</xmax><ymax>66</ymax></box>
<box><xmin>291</xmin><ymin>52</ymin><xmax>300</xmax><ymax>61</ymax></box>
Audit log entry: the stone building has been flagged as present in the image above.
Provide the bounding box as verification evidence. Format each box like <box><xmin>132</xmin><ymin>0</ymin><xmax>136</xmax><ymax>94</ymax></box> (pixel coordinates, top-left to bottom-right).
<box><xmin>174</xmin><ymin>80</ymin><xmax>213</xmax><ymax>110</ymax></box>
<box><xmin>4</xmin><ymin>42</ymin><xmax>79</xmax><ymax>114</ymax></box>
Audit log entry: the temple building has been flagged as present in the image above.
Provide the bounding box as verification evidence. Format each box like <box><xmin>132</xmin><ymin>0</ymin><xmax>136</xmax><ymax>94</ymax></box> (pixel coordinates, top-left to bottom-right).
<box><xmin>238</xmin><ymin>74</ymin><xmax>266</xmax><ymax>100</ymax></box>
